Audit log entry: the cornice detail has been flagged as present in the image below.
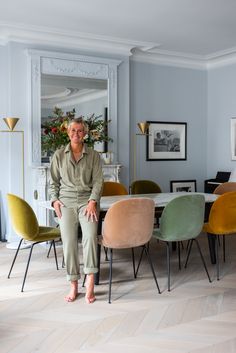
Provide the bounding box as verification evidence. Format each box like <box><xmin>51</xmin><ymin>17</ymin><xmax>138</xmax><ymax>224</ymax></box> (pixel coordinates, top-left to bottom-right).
<box><xmin>2</xmin><ymin>23</ymin><xmax>236</xmax><ymax>69</ymax></box>
<box><xmin>0</xmin><ymin>22</ymin><xmax>158</xmax><ymax>56</ymax></box>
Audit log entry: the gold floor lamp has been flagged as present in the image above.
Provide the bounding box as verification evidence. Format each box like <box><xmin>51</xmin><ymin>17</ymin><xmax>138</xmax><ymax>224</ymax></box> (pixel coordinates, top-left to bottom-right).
<box><xmin>133</xmin><ymin>121</ymin><xmax>150</xmax><ymax>181</ymax></box>
<box><xmin>1</xmin><ymin>117</ymin><xmax>25</xmax><ymax>199</ymax></box>
<box><xmin>1</xmin><ymin>117</ymin><xmax>26</xmax><ymax>247</ymax></box>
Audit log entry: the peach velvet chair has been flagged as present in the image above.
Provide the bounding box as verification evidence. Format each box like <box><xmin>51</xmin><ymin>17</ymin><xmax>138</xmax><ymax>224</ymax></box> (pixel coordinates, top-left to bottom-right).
<box><xmin>101</xmin><ymin>181</ymin><xmax>128</xmax><ymax>260</ymax></box>
<box><xmin>100</xmin><ymin>197</ymin><xmax>160</xmax><ymax>303</ymax></box>
<box><xmin>130</xmin><ymin>180</ymin><xmax>162</xmax><ymax>226</ymax></box>
<box><xmin>213</xmin><ymin>182</ymin><xmax>236</xmax><ymax>195</ymax></box>
<box><xmin>203</xmin><ymin>191</ymin><xmax>236</xmax><ymax>280</ymax></box>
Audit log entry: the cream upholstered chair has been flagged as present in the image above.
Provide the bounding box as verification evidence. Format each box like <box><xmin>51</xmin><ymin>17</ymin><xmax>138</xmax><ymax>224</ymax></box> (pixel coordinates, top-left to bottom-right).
<box><xmin>99</xmin><ymin>197</ymin><xmax>160</xmax><ymax>303</ymax></box>
<box><xmin>7</xmin><ymin>193</ymin><xmax>60</xmax><ymax>292</ymax></box>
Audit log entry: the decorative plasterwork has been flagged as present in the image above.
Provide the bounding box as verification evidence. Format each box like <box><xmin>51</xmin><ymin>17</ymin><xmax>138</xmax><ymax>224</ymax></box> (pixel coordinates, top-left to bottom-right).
<box><xmin>0</xmin><ymin>23</ymin><xmax>158</xmax><ymax>56</ymax></box>
<box><xmin>27</xmin><ymin>49</ymin><xmax>121</xmax><ymax>166</ymax></box>
<box><xmin>131</xmin><ymin>48</ymin><xmax>236</xmax><ymax>70</ymax></box>
<box><xmin>2</xmin><ymin>23</ymin><xmax>236</xmax><ymax>69</ymax></box>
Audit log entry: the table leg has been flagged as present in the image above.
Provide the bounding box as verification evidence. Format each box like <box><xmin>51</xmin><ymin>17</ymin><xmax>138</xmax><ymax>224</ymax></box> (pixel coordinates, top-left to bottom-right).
<box><xmin>207</xmin><ymin>234</ymin><xmax>216</xmax><ymax>264</ymax></box>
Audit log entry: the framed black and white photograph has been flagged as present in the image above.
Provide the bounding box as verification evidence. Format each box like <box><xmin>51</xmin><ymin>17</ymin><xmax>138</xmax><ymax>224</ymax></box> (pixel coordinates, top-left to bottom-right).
<box><xmin>146</xmin><ymin>121</ymin><xmax>187</xmax><ymax>161</ymax></box>
<box><xmin>231</xmin><ymin>118</ymin><xmax>236</xmax><ymax>160</ymax></box>
<box><xmin>170</xmin><ymin>180</ymin><xmax>197</xmax><ymax>193</ymax></box>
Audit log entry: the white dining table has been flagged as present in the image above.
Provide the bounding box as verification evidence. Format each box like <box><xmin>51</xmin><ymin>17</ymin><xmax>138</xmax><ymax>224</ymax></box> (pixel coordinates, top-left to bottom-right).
<box><xmin>39</xmin><ymin>192</ymin><xmax>218</xmax><ymax>212</ymax></box>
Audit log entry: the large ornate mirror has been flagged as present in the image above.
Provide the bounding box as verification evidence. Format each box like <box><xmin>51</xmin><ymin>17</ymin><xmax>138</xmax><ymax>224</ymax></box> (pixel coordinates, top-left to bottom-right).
<box><xmin>27</xmin><ymin>49</ymin><xmax>121</xmax><ymax>165</ymax></box>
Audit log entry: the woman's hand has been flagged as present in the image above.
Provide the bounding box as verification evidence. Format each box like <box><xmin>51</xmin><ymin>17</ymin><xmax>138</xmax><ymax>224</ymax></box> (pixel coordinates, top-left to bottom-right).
<box><xmin>52</xmin><ymin>200</ymin><xmax>64</xmax><ymax>219</ymax></box>
<box><xmin>83</xmin><ymin>200</ymin><xmax>98</xmax><ymax>222</ymax></box>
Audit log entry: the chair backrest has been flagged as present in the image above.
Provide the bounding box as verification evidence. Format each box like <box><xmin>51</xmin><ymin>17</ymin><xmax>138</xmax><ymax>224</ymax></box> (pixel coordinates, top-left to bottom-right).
<box><xmin>207</xmin><ymin>191</ymin><xmax>236</xmax><ymax>234</ymax></box>
<box><xmin>102</xmin><ymin>198</ymin><xmax>155</xmax><ymax>248</ymax></box>
<box><xmin>213</xmin><ymin>182</ymin><xmax>236</xmax><ymax>195</ymax></box>
<box><xmin>159</xmin><ymin>194</ymin><xmax>205</xmax><ymax>241</ymax></box>
<box><xmin>130</xmin><ymin>179</ymin><xmax>162</xmax><ymax>194</ymax></box>
<box><xmin>102</xmin><ymin>181</ymin><xmax>128</xmax><ymax>196</ymax></box>
<box><xmin>7</xmin><ymin>193</ymin><xmax>39</xmax><ymax>240</ymax></box>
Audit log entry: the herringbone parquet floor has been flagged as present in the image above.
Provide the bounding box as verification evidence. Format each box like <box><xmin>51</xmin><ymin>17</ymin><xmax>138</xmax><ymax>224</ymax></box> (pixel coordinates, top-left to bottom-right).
<box><xmin>1</xmin><ymin>235</ymin><xmax>236</xmax><ymax>353</ymax></box>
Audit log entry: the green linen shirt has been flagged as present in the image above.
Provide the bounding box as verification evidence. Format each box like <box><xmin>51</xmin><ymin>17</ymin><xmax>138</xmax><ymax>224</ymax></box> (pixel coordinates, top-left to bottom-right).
<box><xmin>49</xmin><ymin>143</ymin><xmax>103</xmax><ymax>208</ymax></box>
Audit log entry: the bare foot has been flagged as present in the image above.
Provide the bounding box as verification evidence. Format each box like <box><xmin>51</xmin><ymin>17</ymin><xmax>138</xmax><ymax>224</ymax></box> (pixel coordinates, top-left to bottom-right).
<box><xmin>64</xmin><ymin>281</ymin><xmax>78</xmax><ymax>302</ymax></box>
<box><xmin>85</xmin><ymin>274</ymin><xmax>96</xmax><ymax>304</ymax></box>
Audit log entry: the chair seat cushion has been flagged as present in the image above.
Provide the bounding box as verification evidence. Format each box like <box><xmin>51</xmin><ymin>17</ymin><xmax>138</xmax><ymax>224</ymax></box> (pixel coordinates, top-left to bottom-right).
<box><xmin>34</xmin><ymin>226</ymin><xmax>61</xmax><ymax>242</ymax></box>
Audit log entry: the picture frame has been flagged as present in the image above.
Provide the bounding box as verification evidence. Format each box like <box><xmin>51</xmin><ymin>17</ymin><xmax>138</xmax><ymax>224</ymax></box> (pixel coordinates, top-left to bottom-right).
<box><xmin>170</xmin><ymin>180</ymin><xmax>197</xmax><ymax>193</ymax></box>
<box><xmin>146</xmin><ymin>121</ymin><xmax>187</xmax><ymax>161</ymax></box>
<box><xmin>230</xmin><ymin>117</ymin><xmax>236</xmax><ymax>160</ymax></box>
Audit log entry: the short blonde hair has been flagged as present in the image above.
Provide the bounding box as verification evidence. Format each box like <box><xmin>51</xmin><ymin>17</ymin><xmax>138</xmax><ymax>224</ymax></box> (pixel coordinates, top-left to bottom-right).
<box><xmin>67</xmin><ymin>117</ymin><xmax>89</xmax><ymax>134</ymax></box>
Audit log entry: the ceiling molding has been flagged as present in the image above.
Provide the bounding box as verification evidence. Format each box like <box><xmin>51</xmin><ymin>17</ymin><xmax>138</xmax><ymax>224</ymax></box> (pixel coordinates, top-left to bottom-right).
<box><xmin>131</xmin><ymin>49</ymin><xmax>207</xmax><ymax>70</ymax></box>
<box><xmin>1</xmin><ymin>22</ymin><xmax>236</xmax><ymax>69</ymax></box>
<box><xmin>0</xmin><ymin>22</ymin><xmax>158</xmax><ymax>57</ymax></box>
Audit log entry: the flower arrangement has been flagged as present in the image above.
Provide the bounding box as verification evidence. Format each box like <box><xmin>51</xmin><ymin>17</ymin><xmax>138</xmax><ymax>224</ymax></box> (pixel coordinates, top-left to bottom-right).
<box><xmin>41</xmin><ymin>106</ymin><xmax>112</xmax><ymax>153</ymax></box>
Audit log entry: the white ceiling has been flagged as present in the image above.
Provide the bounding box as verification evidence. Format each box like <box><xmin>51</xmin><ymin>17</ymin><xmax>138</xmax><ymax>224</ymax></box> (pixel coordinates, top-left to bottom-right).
<box><xmin>1</xmin><ymin>0</ymin><xmax>236</xmax><ymax>67</ymax></box>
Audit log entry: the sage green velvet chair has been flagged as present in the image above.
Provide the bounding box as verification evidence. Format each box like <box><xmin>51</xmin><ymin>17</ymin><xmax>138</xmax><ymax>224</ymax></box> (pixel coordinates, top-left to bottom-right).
<box><xmin>7</xmin><ymin>193</ymin><xmax>60</xmax><ymax>292</ymax></box>
<box><xmin>147</xmin><ymin>194</ymin><xmax>211</xmax><ymax>291</ymax></box>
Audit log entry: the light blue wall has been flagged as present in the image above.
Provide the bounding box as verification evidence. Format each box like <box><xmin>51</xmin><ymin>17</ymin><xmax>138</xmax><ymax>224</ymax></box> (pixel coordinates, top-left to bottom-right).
<box><xmin>130</xmin><ymin>61</ymin><xmax>208</xmax><ymax>192</ymax></box>
<box><xmin>1</xmin><ymin>39</ymin><xmax>236</xmax><ymax>240</ymax></box>
<box><xmin>207</xmin><ymin>63</ymin><xmax>236</xmax><ymax>177</ymax></box>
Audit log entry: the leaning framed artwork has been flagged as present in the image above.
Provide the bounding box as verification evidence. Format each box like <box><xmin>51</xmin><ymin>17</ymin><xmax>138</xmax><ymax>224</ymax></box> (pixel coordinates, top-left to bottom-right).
<box><xmin>170</xmin><ymin>180</ymin><xmax>197</xmax><ymax>193</ymax></box>
<box><xmin>231</xmin><ymin>118</ymin><xmax>236</xmax><ymax>160</ymax></box>
<box><xmin>146</xmin><ymin>121</ymin><xmax>187</xmax><ymax>161</ymax></box>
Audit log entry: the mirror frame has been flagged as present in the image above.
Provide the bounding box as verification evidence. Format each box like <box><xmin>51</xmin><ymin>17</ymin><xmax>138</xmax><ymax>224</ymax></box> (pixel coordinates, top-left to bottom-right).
<box><xmin>27</xmin><ymin>49</ymin><xmax>121</xmax><ymax>166</ymax></box>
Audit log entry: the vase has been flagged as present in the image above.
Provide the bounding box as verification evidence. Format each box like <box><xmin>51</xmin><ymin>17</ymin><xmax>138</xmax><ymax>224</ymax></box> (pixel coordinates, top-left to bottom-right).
<box><xmin>102</xmin><ymin>152</ymin><xmax>113</xmax><ymax>164</ymax></box>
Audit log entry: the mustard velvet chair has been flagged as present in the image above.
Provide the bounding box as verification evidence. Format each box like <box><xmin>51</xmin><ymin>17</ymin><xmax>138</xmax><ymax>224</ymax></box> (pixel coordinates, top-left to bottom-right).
<box><xmin>100</xmin><ymin>198</ymin><xmax>160</xmax><ymax>303</ymax></box>
<box><xmin>149</xmin><ymin>194</ymin><xmax>211</xmax><ymax>291</ymax></box>
<box><xmin>213</xmin><ymin>182</ymin><xmax>236</xmax><ymax>261</ymax></box>
<box><xmin>7</xmin><ymin>193</ymin><xmax>60</xmax><ymax>292</ymax></box>
<box><xmin>203</xmin><ymin>191</ymin><xmax>236</xmax><ymax>280</ymax></box>
<box><xmin>102</xmin><ymin>181</ymin><xmax>128</xmax><ymax>196</ymax></box>
<box><xmin>130</xmin><ymin>179</ymin><xmax>162</xmax><ymax>194</ymax></box>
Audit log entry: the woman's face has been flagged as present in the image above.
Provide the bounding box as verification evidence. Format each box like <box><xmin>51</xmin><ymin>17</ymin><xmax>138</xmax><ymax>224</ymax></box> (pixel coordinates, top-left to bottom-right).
<box><xmin>67</xmin><ymin>122</ymin><xmax>86</xmax><ymax>144</ymax></box>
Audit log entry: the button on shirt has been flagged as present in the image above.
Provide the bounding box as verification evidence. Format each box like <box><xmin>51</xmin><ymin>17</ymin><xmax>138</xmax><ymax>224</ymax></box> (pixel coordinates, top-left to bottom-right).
<box><xmin>49</xmin><ymin>143</ymin><xmax>103</xmax><ymax>208</ymax></box>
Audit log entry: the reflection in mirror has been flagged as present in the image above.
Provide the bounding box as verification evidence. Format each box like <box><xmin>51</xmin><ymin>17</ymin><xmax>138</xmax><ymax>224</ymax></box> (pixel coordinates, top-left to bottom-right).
<box><xmin>41</xmin><ymin>74</ymin><xmax>108</xmax><ymax>163</ymax></box>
